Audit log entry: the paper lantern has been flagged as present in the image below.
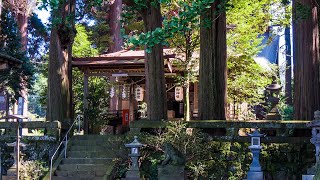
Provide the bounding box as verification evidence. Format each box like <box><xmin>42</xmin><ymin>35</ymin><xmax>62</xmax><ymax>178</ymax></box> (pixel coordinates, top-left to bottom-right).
<box><xmin>135</xmin><ymin>87</ymin><xmax>144</xmax><ymax>101</ymax></box>
<box><xmin>110</xmin><ymin>87</ymin><xmax>115</xmax><ymax>98</ymax></box>
<box><xmin>175</xmin><ymin>87</ymin><xmax>183</xmax><ymax>101</ymax></box>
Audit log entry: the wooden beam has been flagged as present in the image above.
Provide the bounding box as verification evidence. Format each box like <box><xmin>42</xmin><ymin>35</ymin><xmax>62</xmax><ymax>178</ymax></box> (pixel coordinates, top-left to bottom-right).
<box><xmin>72</xmin><ymin>54</ymin><xmax>175</xmax><ymax>61</ymax></box>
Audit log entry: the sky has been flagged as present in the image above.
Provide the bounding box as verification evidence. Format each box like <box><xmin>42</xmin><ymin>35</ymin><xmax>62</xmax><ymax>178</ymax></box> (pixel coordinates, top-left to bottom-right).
<box><xmin>35</xmin><ymin>8</ymin><xmax>50</xmax><ymax>24</ymax></box>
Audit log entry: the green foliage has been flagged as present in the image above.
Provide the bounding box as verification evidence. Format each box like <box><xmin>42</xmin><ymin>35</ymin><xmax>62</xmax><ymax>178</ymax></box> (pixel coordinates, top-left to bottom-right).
<box><xmin>73</xmin><ymin>24</ymin><xmax>99</xmax><ymax>57</ymax></box>
<box><xmin>89</xmin><ymin>20</ymin><xmax>111</xmax><ymax>54</ymax></box>
<box><xmin>0</xmin><ymin>9</ymin><xmax>35</xmax><ymax>100</ymax></box>
<box><xmin>28</xmin><ymin>13</ymin><xmax>49</xmax><ymax>61</ymax></box>
<box><xmin>72</xmin><ymin>24</ymin><xmax>110</xmax><ymax>132</ymax></box>
<box><xmin>128</xmin><ymin>0</ymin><xmax>218</xmax><ymax>52</ymax></box>
<box><xmin>295</xmin><ymin>2</ymin><xmax>312</xmax><ymax>21</ymax></box>
<box><xmin>227</xmin><ymin>55</ymin><xmax>275</xmax><ymax>105</ymax></box>
<box><xmin>226</xmin><ymin>0</ymin><xmax>289</xmax><ymax>112</ymax></box>
<box><xmin>19</xmin><ymin>160</ymin><xmax>48</xmax><ymax>180</ymax></box>
<box><xmin>278</xmin><ymin>97</ymin><xmax>294</xmax><ymax>120</ymax></box>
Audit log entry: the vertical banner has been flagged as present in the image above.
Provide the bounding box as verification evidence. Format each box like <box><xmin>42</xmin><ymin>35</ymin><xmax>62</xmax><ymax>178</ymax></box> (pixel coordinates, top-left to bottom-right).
<box><xmin>175</xmin><ymin>87</ymin><xmax>183</xmax><ymax>101</ymax></box>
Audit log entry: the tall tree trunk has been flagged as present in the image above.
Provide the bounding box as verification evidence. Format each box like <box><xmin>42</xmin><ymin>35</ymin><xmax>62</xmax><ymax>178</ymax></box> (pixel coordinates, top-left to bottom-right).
<box><xmin>141</xmin><ymin>0</ymin><xmax>167</xmax><ymax>121</ymax></box>
<box><xmin>47</xmin><ymin>0</ymin><xmax>75</xmax><ymax>129</ymax></box>
<box><xmin>284</xmin><ymin>26</ymin><xmax>292</xmax><ymax>105</ymax></box>
<box><xmin>108</xmin><ymin>0</ymin><xmax>123</xmax><ymax>53</ymax></box>
<box><xmin>16</xmin><ymin>12</ymin><xmax>27</xmax><ymax>51</ymax></box>
<box><xmin>108</xmin><ymin>0</ymin><xmax>123</xmax><ymax>112</ymax></box>
<box><xmin>293</xmin><ymin>0</ymin><xmax>320</xmax><ymax>120</ymax></box>
<box><xmin>199</xmin><ymin>1</ymin><xmax>227</xmax><ymax>120</ymax></box>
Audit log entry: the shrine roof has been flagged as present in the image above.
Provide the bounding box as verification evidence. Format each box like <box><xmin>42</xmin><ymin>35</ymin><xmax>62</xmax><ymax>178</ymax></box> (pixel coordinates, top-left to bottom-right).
<box><xmin>0</xmin><ymin>53</ymin><xmax>23</xmax><ymax>69</ymax></box>
<box><xmin>72</xmin><ymin>49</ymin><xmax>175</xmax><ymax>69</ymax></box>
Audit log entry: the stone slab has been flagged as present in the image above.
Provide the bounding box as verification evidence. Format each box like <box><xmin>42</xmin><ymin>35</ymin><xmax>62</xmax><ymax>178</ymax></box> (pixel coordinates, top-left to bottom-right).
<box><xmin>247</xmin><ymin>171</ymin><xmax>263</xmax><ymax>180</ymax></box>
<box><xmin>302</xmin><ymin>175</ymin><xmax>314</xmax><ymax>180</ymax></box>
<box><xmin>158</xmin><ymin>165</ymin><xmax>184</xmax><ymax>180</ymax></box>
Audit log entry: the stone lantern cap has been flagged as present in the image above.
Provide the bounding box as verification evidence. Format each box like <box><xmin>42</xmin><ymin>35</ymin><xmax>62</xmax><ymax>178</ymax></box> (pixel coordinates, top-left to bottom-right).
<box><xmin>266</xmin><ymin>76</ymin><xmax>282</xmax><ymax>92</ymax></box>
<box><xmin>307</xmin><ymin>111</ymin><xmax>320</xmax><ymax>127</ymax></box>
<box><xmin>248</xmin><ymin>128</ymin><xmax>264</xmax><ymax>137</ymax></box>
<box><xmin>266</xmin><ymin>81</ymin><xmax>282</xmax><ymax>91</ymax></box>
<box><xmin>125</xmin><ymin>136</ymin><xmax>143</xmax><ymax>148</ymax></box>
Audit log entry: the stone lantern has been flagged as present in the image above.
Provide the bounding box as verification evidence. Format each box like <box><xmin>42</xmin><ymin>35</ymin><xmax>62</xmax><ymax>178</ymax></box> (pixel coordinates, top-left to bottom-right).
<box><xmin>125</xmin><ymin>136</ymin><xmax>142</xmax><ymax>180</ymax></box>
<box><xmin>265</xmin><ymin>76</ymin><xmax>282</xmax><ymax>120</ymax></box>
<box><xmin>247</xmin><ymin>128</ymin><xmax>264</xmax><ymax>180</ymax></box>
<box><xmin>303</xmin><ymin>110</ymin><xmax>320</xmax><ymax>179</ymax></box>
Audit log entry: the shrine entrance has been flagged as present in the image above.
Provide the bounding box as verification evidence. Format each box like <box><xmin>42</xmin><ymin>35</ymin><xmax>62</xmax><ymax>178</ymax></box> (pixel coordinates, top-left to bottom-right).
<box><xmin>72</xmin><ymin>49</ymin><xmax>199</xmax><ymax>134</ymax></box>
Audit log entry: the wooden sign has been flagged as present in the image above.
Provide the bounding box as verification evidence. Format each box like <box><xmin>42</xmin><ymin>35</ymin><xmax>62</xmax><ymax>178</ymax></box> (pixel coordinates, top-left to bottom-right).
<box><xmin>175</xmin><ymin>87</ymin><xmax>183</xmax><ymax>101</ymax></box>
<box><xmin>135</xmin><ymin>87</ymin><xmax>144</xmax><ymax>101</ymax></box>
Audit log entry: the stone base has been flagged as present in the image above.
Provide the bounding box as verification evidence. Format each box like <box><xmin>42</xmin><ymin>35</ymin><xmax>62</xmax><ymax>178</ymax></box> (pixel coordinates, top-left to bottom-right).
<box><xmin>247</xmin><ymin>171</ymin><xmax>263</xmax><ymax>180</ymax></box>
<box><xmin>125</xmin><ymin>169</ymin><xmax>140</xmax><ymax>180</ymax></box>
<box><xmin>158</xmin><ymin>165</ymin><xmax>184</xmax><ymax>180</ymax></box>
<box><xmin>6</xmin><ymin>167</ymin><xmax>17</xmax><ymax>176</ymax></box>
<box><xmin>302</xmin><ymin>175</ymin><xmax>314</xmax><ymax>180</ymax></box>
<box><xmin>2</xmin><ymin>176</ymin><xmax>16</xmax><ymax>180</ymax></box>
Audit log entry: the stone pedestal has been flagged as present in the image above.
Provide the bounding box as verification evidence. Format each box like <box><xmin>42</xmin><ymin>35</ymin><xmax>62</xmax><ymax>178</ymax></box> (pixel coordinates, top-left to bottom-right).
<box><xmin>158</xmin><ymin>165</ymin><xmax>184</xmax><ymax>180</ymax></box>
<box><xmin>302</xmin><ymin>175</ymin><xmax>315</xmax><ymax>180</ymax></box>
<box><xmin>247</xmin><ymin>172</ymin><xmax>263</xmax><ymax>180</ymax></box>
<box><xmin>125</xmin><ymin>169</ymin><xmax>140</xmax><ymax>180</ymax></box>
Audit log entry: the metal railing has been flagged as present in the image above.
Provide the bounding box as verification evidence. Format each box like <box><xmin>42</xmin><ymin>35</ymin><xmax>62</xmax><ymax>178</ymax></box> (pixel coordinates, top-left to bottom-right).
<box><xmin>49</xmin><ymin>115</ymin><xmax>82</xmax><ymax>180</ymax></box>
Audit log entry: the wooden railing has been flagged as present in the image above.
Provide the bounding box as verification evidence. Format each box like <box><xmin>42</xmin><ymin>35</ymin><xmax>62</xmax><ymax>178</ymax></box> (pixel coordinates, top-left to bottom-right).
<box><xmin>129</xmin><ymin>119</ymin><xmax>311</xmax><ymax>143</ymax></box>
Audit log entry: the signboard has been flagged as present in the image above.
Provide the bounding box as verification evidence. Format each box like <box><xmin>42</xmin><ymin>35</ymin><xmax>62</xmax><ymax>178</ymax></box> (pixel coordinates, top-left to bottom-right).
<box><xmin>135</xmin><ymin>87</ymin><xmax>144</xmax><ymax>101</ymax></box>
<box><xmin>0</xmin><ymin>95</ymin><xmax>6</xmax><ymax>111</ymax></box>
<box><xmin>17</xmin><ymin>97</ymin><xmax>24</xmax><ymax>115</ymax></box>
<box><xmin>175</xmin><ymin>87</ymin><xmax>183</xmax><ymax>101</ymax></box>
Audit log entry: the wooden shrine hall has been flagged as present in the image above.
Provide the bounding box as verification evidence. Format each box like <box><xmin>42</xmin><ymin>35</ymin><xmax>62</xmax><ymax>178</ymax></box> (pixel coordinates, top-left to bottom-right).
<box><xmin>72</xmin><ymin>49</ymin><xmax>199</xmax><ymax>131</ymax></box>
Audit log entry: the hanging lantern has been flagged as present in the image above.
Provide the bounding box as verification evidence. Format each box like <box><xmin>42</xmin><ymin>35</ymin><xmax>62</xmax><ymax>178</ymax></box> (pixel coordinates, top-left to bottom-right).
<box><xmin>122</xmin><ymin>85</ymin><xmax>127</xmax><ymax>99</ymax></box>
<box><xmin>135</xmin><ymin>87</ymin><xmax>144</xmax><ymax>101</ymax></box>
<box><xmin>175</xmin><ymin>86</ymin><xmax>183</xmax><ymax>101</ymax></box>
<box><xmin>110</xmin><ymin>86</ymin><xmax>115</xmax><ymax>98</ymax></box>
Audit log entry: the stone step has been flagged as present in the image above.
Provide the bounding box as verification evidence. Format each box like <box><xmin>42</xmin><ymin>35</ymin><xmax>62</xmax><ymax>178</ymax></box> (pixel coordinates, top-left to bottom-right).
<box><xmin>72</xmin><ymin>135</ymin><xmax>123</xmax><ymax>141</ymax></box>
<box><xmin>58</xmin><ymin>164</ymin><xmax>111</xmax><ymax>171</ymax></box>
<box><xmin>67</xmin><ymin>151</ymin><xmax>117</xmax><ymax>158</ymax></box>
<box><xmin>71</xmin><ymin>140</ymin><xmax>123</xmax><ymax>147</ymax></box>
<box><xmin>62</xmin><ymin>158</ymin><xmax>113</xmax><ymax>164</ymax></box>
<box><xmin>70</xmin><ymin>145</ymin><xmax>121</xmax><ymax>151</ymax></box>
<box><xmin>55</xmin><ymin>169</ymin><xmax>107</xmax><ymax>177</ymax></box>
<box><xmin>52</xmin><ymin>176</ymin><xmax>107</xmax><ymax>180</ymax></box>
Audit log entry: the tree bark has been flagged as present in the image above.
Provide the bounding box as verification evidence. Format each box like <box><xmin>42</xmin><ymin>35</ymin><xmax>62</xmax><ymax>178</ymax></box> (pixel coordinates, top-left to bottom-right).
<box><xmin>199</xmin><ymin>1</ymin><xmax>227</xmax><ymax>120</ymax></box>
<box><xmin>47</xmin><ymin>0</ymin><xmax>75</xmax><ymax>128</ymax></box>
<box><xmin>16</xmin><ymin>12</ymin><xmax>27</xmax><ymax>51</ymax></box>
<box><xmin>141</xmin><ymin>0</ymin><xmax>167</xmax><ymax>121</ymax></box>
<box><xmin>108</xmin><ymin>0</ymin><xmax>123</xmax><ymax>53</ymax></box>
<box><xmin>284</xmin><ymin>26</ymin><xmax>292</xmax><ymax>105</ymax></box>
<box><xmin>293</xmin><ymin>0</ymin><xmax>320</xmax><ymax>120</ymax></box>
<box><xmin>108</xmin><ymin>0</ymin><xmax>123</xmax><ymax>112</ymax></box>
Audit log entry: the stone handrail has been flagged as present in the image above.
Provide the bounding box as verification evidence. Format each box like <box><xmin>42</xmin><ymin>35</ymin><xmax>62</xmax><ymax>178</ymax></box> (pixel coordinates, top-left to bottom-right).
<box><xmin>129</xmin><ymin>119</ymin><xmax>311</xmax><ymax>143</ymax></box>
<box><xmin>0</xmin><ymin>121</ymin><xmax>61</xmax><ymax>140</ymax></box>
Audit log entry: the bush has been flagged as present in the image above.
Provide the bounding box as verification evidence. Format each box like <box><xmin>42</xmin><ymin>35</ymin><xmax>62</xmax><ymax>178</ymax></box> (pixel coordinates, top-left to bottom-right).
<box><xmin>19</xmin><ymin>160</ymin><xmax>48</xmax><ymax>180</ymax></box>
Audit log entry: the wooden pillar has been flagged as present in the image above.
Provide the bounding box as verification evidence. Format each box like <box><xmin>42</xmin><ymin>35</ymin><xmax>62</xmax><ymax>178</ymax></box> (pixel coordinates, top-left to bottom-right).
<box><xmin>83</xmin><ymin>69</ymin><xmax>89</xmax><ymax>134</ymax></box>
<box><xmin>16</xmin><ymin>120</ymin><xmax>20</xmax><ymax>180</ymax></box>
<box><xmin>193</xmin><ymin>82</ymin><xmax>198</xmax><ymax>117</ymax></box>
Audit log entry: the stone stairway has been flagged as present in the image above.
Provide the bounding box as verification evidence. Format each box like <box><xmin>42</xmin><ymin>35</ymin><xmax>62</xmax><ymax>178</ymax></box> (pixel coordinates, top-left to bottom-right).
<box><xmin>51</xmin><ymin>135</ymin><xmax>124</xmax><ymax>180</ymax></box>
